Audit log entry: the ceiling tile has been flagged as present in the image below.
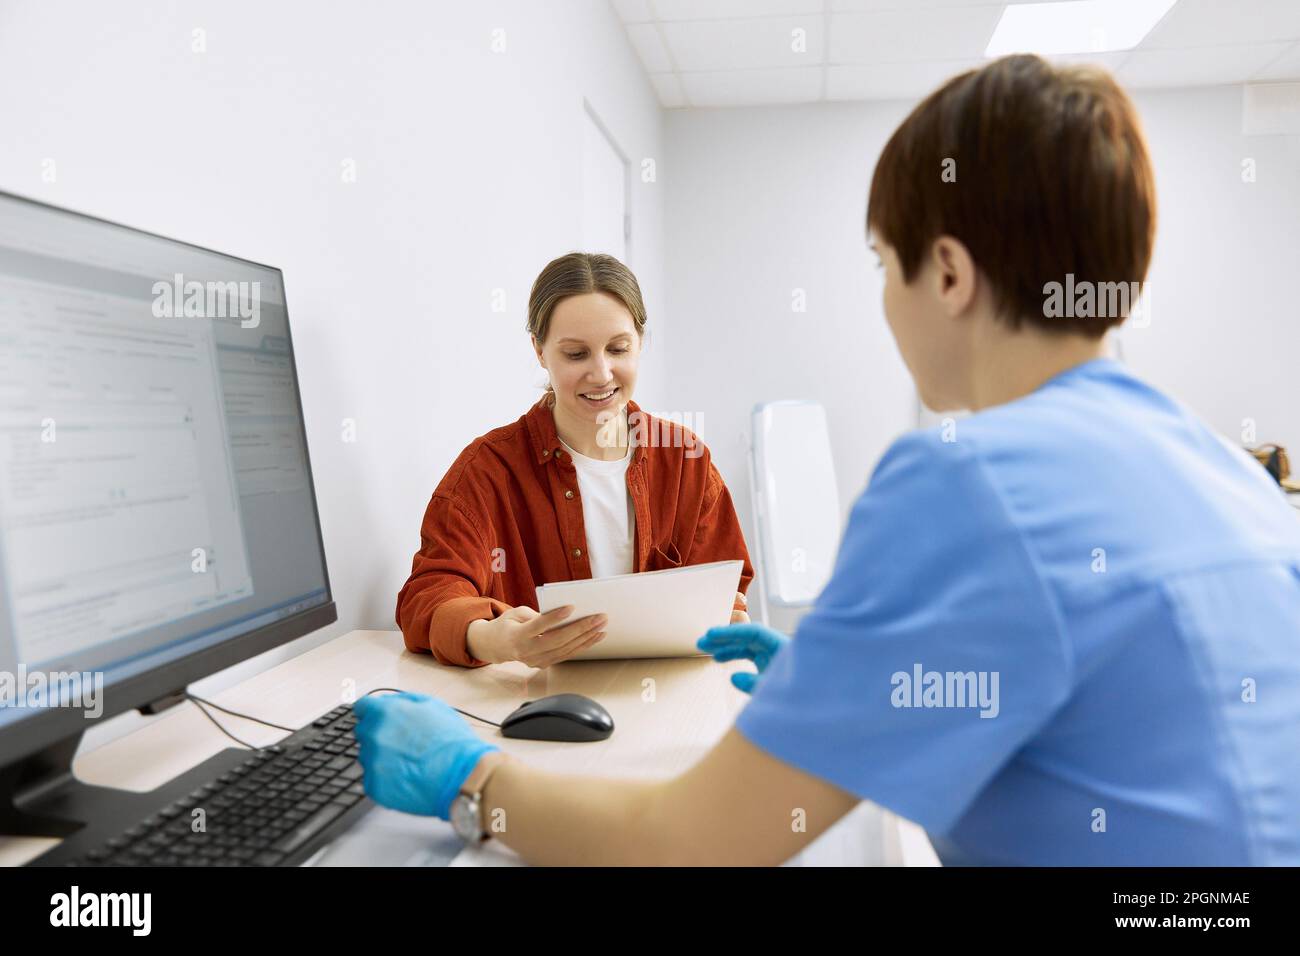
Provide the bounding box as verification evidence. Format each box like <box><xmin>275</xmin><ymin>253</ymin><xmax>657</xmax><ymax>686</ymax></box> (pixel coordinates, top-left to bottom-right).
<box><xmin>1142</xmin><ymin>0</ymin><xmax>1300</xmax><ymax>49</ymax></box>
<box><xmin>680</xmin><ymin>67</ymin><xmax>824</xmax><ymax>106</ymax></box>
<box><xmin>827</xmin><ymin>59</ymin><xmax>986</xmax><ymax>100</ymax></box>
<box><xmin>611</xmin><ymin>0</ymin><xmax>654</xmax><ymax>24</ymax></box>
<box><xmin>1253</xmin><ymin>40</ymin><xmax>1300</xmax><ymax>80</ymax></box>
<box><xmin>651</xmin><ymin>0</ymin><xmax>825</xmax><ymax>20</ymax></box>
<box><xmin>626</xmin><ymin>22</ymin><xmax>673</xmax><ymax>73</ymax></box>
<box><xmin>1119</xmin><ymin>41</ymin><xmax>1293</xmax><ymax>88</ymax></box>
<box><xmin>1045</xmin><ymin>50</ymin><xmax>1131</xmax><ymax>73</ymax></box>
<box><xmin>662</xmin><ymin>16</ymin><xmax>826</xmax><ymax>71</ymax></box>
<box><xmin>830</xmin><ymin>6</ymin><xmax>1005</xmax><ymax>63</ymax></box>
<box><xmin>650</xmin><ymin>72</ymin><xmax>687</xmax><ymax>108</ymax></box>
<box><xmin>832</xmin><ymin>0</ymin><xmax>1070</xmax><ymax>9</ymax></box>
<box><xmin>827</xmin><ymin>52</ymin><xmax>1134</xmax><ymax>102</ymax></box>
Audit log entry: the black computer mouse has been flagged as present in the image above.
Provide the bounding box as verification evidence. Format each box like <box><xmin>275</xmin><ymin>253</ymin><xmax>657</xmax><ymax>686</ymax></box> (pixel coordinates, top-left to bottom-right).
<box><xmin>500</xmin><ymin>693</ymin><xmax>614</xmax><ymax>742</ymax></box>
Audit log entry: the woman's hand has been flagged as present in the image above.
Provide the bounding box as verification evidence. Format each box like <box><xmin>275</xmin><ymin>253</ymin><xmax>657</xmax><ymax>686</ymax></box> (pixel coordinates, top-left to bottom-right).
<box><xmin>730</xmin><ymin>591</ymin><xmax>749</xmax><ymax>624</ymax></box>
<box><xmin>467</xmin><ymin>604</ymin><xmax>606</xmax><ymax>668</ymax></box>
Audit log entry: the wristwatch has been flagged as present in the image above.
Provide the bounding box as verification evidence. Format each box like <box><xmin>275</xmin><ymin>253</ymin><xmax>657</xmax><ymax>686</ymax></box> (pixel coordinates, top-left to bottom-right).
<box><xmin>449</xmin><ymin>757</ymin><xmax>504</xmax><ymax>844</ymax></box>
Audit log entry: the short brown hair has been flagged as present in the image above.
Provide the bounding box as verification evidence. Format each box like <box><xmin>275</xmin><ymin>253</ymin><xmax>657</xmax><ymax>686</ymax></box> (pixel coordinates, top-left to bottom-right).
<box><xmin>867</xmin><ymin>54</ymin><xmax>1156</xmax><ymax>336</ymax></box>
<box><xmin>527</xmin><ymin>252</ymin><xmax>647</xmax><ymax>345</ymax></box>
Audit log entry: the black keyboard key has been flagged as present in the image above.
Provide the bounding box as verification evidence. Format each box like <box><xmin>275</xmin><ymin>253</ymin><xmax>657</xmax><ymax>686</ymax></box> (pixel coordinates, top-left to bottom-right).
<box><xmin>271</xmin><ymin>803</ymin><xmax>345</xmax><ymax>855</ymax></box>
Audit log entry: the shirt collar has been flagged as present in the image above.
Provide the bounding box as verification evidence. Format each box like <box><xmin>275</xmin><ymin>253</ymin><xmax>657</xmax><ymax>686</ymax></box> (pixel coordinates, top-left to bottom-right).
<box><xmin>525</xmin><ymin>393</ymin><xmax>648</xmax><ymax>468</ymax></box>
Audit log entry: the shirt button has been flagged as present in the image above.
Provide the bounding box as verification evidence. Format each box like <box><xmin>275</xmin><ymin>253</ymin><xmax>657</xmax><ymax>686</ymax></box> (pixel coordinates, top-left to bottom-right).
<box><xmin>564</xmin><ymin>490</ymin><xmax>574</xmax><ymax>499</ymax></box>
<box><xmin>572</xmin><ymin>548</ymin><xmax>582</xmax><ymax>558</ymax></box>
<box><xmin>542</xmin><ymin>449</ymin><xmax>550</xmax><ymax>457</ymax></box>
<box><xmin>556</xmin><ymin>450</ymin><xmax>566</xmax><ymax>459</ymax></box>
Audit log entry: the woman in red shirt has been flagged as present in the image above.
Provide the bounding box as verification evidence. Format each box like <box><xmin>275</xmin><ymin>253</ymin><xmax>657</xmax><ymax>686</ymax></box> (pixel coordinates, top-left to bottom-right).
<box><xmin>396</xmin><ymin>252</ymin><xmax>754</xmax><ymax>668</ymax></box>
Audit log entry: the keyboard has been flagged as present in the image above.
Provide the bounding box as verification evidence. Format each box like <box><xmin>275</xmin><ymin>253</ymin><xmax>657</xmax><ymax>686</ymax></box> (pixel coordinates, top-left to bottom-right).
<box><xmin>41</xmin><ymin>703</ymin><xmax>371</xmax><ymax>867</ymax></box>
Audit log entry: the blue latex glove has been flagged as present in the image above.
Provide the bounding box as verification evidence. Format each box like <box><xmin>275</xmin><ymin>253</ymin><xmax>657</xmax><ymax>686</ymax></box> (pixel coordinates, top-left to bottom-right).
<box><xmin>352</xmin><ymin>691</ymin><xmax>498</xmax><ymax>819</ymax></box>
<box><xmin>696</xmin><ymin>623</ymin><xmax>790</xmax><ymax>694</ymax></box>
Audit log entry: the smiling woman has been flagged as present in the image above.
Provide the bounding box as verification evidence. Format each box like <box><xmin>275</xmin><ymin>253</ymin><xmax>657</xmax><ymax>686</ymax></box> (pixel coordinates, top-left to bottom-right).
<box><xmin>395</xmin><ymin>252</ymin><xmax>754</xmax><ymax>669</ymax></box>
<box><xmin>528</xmin><ymin>255</ymin><xmax>645</xmax><ymax>459</ymax></box>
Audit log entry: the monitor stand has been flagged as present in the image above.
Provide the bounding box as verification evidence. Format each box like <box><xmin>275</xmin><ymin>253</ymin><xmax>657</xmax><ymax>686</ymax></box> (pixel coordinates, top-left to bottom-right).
<box><xmin>0</xmin><ymin>689</ymin><xmax>195</xmax><ymax>840</ymax></box>
<box><xmin>0</xmin><ymin>723</ymin><xmax>253</xmax><ymax>862</ymax></box>
<box><xmin>0</xmin><ymin>731</ymin><xmax>118</xmax><ymax>837</ymax></box>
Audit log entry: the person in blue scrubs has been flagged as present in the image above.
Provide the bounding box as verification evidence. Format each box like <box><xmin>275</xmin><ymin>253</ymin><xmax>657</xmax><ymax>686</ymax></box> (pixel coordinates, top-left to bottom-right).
<box><xmin>354</xmin><ymin>54</ymin><xmax>1300</xmax><ymax>865</ymax></box>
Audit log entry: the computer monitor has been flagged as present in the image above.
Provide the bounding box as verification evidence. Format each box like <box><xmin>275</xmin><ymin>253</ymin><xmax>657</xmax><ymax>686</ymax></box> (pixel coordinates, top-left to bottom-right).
<box><xmin>0</xmin><ymin>191</ymin><xmax>335</xmax><ymax>836</ymax></box>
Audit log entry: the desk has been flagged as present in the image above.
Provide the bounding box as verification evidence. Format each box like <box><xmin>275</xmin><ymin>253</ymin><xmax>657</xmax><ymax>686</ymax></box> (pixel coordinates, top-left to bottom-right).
<box><xmin>0</xmin><ymin>629</ymin><xmax>936</xmax><ymax>867</ymax></box>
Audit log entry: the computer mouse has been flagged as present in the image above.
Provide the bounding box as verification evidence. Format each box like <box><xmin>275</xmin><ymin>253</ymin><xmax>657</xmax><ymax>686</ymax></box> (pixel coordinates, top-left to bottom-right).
<box><xmin>500</xmin><ymin>693</ymin><xmax>614</xmax><ymax>742</ymax></box>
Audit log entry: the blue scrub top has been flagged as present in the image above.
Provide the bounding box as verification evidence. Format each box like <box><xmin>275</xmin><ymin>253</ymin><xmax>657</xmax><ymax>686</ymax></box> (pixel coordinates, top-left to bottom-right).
<box><xmin>736</xmin><ymin>358</ymin><xmax>1300</xmax><ymax>865</ymax></box>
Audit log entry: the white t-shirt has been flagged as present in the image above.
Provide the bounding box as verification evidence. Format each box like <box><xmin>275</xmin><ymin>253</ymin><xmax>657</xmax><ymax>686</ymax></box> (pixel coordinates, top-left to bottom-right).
<box><xmin>559</xmin><ymin>437</ymin><xmax>635</xmax><ymax>579</ymax></box>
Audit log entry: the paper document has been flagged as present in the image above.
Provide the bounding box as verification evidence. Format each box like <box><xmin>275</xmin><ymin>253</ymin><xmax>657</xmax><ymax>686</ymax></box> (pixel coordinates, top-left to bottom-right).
<box><xmin>535</xmin><ymin>559</ymin><xmax>743</xmax><ymax>660</ymax></box>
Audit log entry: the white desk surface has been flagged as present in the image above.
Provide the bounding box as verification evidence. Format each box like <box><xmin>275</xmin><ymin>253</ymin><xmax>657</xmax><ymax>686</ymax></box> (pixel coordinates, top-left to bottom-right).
<box><xmin>0</xmin><ymin>629</ymin><xmax>936</xmax><ymax>867</ymax></box>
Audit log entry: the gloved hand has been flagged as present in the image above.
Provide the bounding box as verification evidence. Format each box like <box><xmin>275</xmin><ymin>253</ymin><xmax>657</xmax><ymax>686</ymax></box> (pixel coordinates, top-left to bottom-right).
<box><xmin>352</xmin><ymin>691</ymin><xmax>498</xmax><ymax>819</ymax></box>
<box><xmin>697</xmin><ymin>623</ymin><xmax>790</xmax><ymax>694</ymax></box>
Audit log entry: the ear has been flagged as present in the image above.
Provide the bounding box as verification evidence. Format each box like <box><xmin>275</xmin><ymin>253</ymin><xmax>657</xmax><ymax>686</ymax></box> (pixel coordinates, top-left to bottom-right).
<box><xmin>929</xmin><ymin>235</ymin><xmax>978</xmax><ymax>319</ymax></box>
<box><xmin>532</xmin><ymin>334</ymin><xmax>546</xmax><ymax>370</ymax></box>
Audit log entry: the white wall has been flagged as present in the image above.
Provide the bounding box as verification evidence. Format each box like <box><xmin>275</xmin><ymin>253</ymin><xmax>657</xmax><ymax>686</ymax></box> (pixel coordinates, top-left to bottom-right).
<box><xmin>663</xmin><ymin>99</ymin><xmax>918</xmax><ymax>604</ymax></box>
<box><xmin>664</xmin><ymin>83</ymin><xmax>1300</xmax><ymax>616</ymax></box>
<box><xmin>0</xmin><ymin>0</ymin><xmax>665</xmax><ymax>744</ymax></box>
<box><xmin>1120</xmin><ymin>85</ymin><xmax>1300</xmax><ymax>453</ymax></box>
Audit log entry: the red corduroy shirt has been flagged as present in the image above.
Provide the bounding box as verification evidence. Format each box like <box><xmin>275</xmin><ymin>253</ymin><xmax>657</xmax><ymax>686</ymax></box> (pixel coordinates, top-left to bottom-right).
<box><xmin>396</xmin><ymin>395</ymin><xmax>755</xmax><ymax>666</ymax></box>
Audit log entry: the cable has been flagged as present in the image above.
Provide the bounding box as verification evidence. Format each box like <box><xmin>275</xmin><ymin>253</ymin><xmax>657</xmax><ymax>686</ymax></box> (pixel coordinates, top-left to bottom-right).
<box><xmin>186</xmin><ymin>692</ymin><xmax>297</xmax><ymax>733</ymax></box>
<box><xmin>187</xmin><ymin>695</ymin><xmax>268</xmax><ymax>751</ymax></box>
<box><xmin>364</xmin><ymin>687</ymin><xmax>501</xmax><ymax>728</ymax></box>
<box><xmin>185</xmin><ymin>687</ymin><xmax>501</xmax><ymax>750</ymax></box>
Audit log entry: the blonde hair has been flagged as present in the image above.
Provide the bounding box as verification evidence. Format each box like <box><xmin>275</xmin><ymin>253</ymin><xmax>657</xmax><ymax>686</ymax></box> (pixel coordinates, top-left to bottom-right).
<box><xmin>527</xmin><ymin>253</ymin><xmax>647</xmax><ymax>394</ymax></box>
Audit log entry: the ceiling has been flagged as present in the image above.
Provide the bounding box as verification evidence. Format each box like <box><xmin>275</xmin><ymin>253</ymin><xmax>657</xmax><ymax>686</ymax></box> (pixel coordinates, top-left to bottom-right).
<box><xmin>611</xmin><ymin>0</ymin><xmax>1300</xmax><ymax>108</ymax></box>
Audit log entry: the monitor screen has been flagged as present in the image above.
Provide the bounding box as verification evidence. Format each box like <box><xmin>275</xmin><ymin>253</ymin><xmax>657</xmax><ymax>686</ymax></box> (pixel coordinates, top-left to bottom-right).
<box><xmin>0</xmin><ymin>192</ymin><xmax>331</xmax><ymax>729</ymax></box>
